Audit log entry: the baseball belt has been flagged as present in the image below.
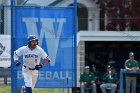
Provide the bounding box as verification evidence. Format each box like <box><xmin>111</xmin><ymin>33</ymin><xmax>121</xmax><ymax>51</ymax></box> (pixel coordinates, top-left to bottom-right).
<box><xmin>23</xmin><ymin>65</ymin><xmax>36</xmax><ymax>70</ymax></box>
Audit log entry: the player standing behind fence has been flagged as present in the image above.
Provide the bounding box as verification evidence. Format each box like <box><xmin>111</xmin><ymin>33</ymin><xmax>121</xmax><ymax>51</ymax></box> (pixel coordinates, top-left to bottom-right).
<box><xmin>125</xmin><ymin>52</ymin><xmax>139</xmax><ymax>93</ymax></box>
<box><xmin>13</xmin><ymin>35</ymin><xmax>50</xmax><ymax>93</ymax></box>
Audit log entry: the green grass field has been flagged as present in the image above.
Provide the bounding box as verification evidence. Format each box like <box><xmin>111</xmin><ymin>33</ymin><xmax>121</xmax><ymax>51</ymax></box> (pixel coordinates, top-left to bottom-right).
<box><xmin>0</xmin><ymin>84</ymin><xmax>62</xmax><ymax>93</ymax></box>
<box><xmin>0</xmin><ymin>84</ymin><xmax>10</xmax><ymax>93</ymax></box>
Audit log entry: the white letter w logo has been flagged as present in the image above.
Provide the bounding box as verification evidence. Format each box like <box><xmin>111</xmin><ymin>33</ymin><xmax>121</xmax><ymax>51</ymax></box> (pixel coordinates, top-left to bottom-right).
<box><xmin>23</xmin><ymin>18</ymin><xmax>66</xmax><ymax>66</ymax></box>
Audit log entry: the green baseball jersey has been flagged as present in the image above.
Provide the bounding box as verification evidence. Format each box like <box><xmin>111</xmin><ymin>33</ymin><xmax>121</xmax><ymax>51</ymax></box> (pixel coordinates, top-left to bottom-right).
<box><xmin>125</xmin><ymin>59</ymin><xmax>139</xmax><ymax>77</ymax></box>
<box><xmin>79</xmin><ymin>72</ymin><xmax>95</xmax><ymax>82</ymax></box>
<box><xmin>102</xmin><ymin>72</ymin><xmax>118</xmax><ymax>83</ymax></box>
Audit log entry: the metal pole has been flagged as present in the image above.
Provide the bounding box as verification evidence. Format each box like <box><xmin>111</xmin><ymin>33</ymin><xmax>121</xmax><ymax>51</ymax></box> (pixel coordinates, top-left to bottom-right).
<box><xmin>66</xmin><ymin>77</ymin><xmax>69</xmax><ymax>93</ymax></box>
<box><xmin>11</xmin><ymin>0</ymin><xmax>16</xmax><ymax>93</ymax></box>
<box><xmin>73</xmin><ymin>0</ymin><xmax>77</xmax><ymax>88</ymax></box>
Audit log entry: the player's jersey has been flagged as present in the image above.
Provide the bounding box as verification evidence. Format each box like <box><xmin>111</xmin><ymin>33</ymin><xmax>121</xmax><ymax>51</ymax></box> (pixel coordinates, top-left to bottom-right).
<box><xmin>14</xmin><ymin>45</ymin><xmax>49</xmax><ymax>68</ymax></box>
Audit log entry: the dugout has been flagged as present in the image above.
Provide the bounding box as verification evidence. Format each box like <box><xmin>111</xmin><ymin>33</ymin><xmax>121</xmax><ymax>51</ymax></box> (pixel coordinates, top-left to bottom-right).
<box><xmin>85</xmin><ymin>41</ymin><xmax>140</xmax><ymax>73</ymax></box>
<box><xmin>77</xmin><ymin>31</ymin><xmax>140</xmax><ymax>93</ymax></box>
<box><xmin>84</xmin><ymin>41</ymin><xmax>140</xmax><ymax>93</ymax></box>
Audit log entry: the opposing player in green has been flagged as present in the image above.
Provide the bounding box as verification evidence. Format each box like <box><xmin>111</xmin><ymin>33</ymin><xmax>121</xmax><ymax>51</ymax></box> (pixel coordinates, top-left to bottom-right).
<box><xmin>125</xmin><ymin>52</ymin><xmax>139</xmax><ymax>93</ymax></box>
<box><xmin>79</xmin><ymin>66</ymin><xmax>96</xmax><ymax>93</ymax></box>
<box><xmin>100</xmin><ymin>65</ymin><xmax>118</xmax><ymax>93</ymax></box>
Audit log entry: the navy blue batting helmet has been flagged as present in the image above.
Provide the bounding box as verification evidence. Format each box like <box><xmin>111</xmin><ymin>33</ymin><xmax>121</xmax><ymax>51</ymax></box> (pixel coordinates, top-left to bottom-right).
<box><xmin>28</xmin><ymin>35</ymin><xmax>38</xmax><ymax>44</ymax></box>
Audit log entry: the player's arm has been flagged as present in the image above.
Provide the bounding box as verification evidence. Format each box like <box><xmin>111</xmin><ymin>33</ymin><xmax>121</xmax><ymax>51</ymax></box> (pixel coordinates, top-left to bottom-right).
<box><xmin>13</xmin><ymin>51</ymin><xmax>18</xmax><ymax>61</ymax></box>
<box><xmin>136</xmin><ymin>61</ymin><xmax>139</xmax><ymax>70</ymax></box>
<box><xmin>132</xmin><ymin>61</ymin><xmax>139</xmax><ymax>70</ymax></box>
<box><xmin>13</xmin><ymin>51</ymin><xmax>21</xmax><ymax>66</ymax></box>
<box><xmin>35</xmin><ymin>48</ymin><xmax>50</xmax><ymax>70</ymax></box>
<box><xmin>13</xmin><ymin>47</ymin><xmax>24</xmax><ymax>66</ymax></box>
<box><xmin>40</xmin><ymin>58</ymin><xmax>50</xmax><ymax>66</ymax></box>
<box><xmin>125</xmin><ymin>66</ymin><xmax>132</xmax><ymax>70</ymax></box>
<box><xmin>125</xmin><ymin>63</ymin><xmax>132</xmax><ymax>70</ymax></box>
<box><xmin>125</xmin><ymin>60</ymin><xmax>132</xmax><ymax>71</ymax></box>
<box><xmin>40</xmin><ymin>48</ymin><xmax>50</xmax><ymax>66</ymax></box>
<box><xmin>35</xmin><ymin>58</ymin><xmax>50</xmax><ymax>70</ymax></box>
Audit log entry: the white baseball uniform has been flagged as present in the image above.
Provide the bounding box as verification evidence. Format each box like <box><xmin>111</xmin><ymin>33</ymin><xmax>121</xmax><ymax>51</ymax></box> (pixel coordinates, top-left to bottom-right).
<box><xmin>14</xmin><ymin>45</ymin><xmax>49</xmax><ymax>88</ymax></box>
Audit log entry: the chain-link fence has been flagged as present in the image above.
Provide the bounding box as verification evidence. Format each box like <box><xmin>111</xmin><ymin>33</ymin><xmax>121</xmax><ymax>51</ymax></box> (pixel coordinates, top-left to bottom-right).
<box><xmin>11</xmin><ymin>0</ymin><xmax>77</xmax><ymax>93</ymax></box>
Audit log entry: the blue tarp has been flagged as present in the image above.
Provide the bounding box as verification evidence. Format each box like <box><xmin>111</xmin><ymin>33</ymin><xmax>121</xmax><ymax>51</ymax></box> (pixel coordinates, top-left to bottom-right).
<box><xmin>12</xmin><ymin>7</ymin><xmax>76</xmax><ymax>88</ymax></box>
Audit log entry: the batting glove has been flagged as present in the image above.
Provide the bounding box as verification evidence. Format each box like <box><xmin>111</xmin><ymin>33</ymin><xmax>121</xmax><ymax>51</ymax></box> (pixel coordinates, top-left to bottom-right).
<box><xmin>35</xmin><ymin>64</ymin><xmax>43</xmax><ymax>70</ymax></box>
<box><xmin>15</xmin><ymin>60</ymin><xmax>21</xmax><ymax>66</ymax></box>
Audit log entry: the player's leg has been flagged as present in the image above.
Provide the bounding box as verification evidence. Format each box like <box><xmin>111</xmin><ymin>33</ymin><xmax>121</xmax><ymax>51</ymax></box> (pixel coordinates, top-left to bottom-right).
<box><xmin>131</xmin><ymin>77</ymin><xmax>136</xmax><ymax>93</ymax></box>
<box><xmin>22</xmin><ymin>69</ymin><xmax>33</xmax><ymax>93</ymax></box>
<box><xmin>80</xmin><ymin>83</ymin><xmax>85</xmax><ymax>93</ymax></box>
<box><xmin>22</xmin><ymin>86</ymin><xmax>26</xmax><ymax>93</ymax></box>
<box><xmin>32</xmin><ymin>70</ymin><xmax>38</xmax><ymax>89</ymax></box>
<box><xmin>125</xmin><ymin>77</ymin><xmax>130</xmax><ymax>93</ymax></box>
<box><xmin>25</xmin><ymin>87</ymin><xmax>32</xmax><ymax>93</ymax></box>
<box><xmin>91</xmin><ymin>83</ymin><xmax>96</xmax><ymax>93</ymax></box>
<box><xmin>100</xmin><ymin>84</ymin><xmax>107</xmax><ymax>93</ymax></box>
<box><xmin>110</xmin><ymin>83</ymin><xmax>117</xmax><ymax>93</ymax></box>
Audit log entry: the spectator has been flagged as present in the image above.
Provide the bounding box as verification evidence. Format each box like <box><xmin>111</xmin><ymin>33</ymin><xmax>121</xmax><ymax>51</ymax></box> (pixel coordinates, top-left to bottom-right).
<box><xmin>107</xmin><ymin>49</ymin><xmax>116</xmax><ymax>68</ymax></box>
<box><xmin>125</xmin><ymin>52</ymin><xmax>139</xmax><ymax>93</ymax></box>
<box><xmin>79</xmin><ymin>66</ymin><xmax>96</xmax><ymax>93</ymax></box>
<box><xmin>100</xmin><ymin>65</ymin><xmax>118</xmax><ymax>93</ymax></box>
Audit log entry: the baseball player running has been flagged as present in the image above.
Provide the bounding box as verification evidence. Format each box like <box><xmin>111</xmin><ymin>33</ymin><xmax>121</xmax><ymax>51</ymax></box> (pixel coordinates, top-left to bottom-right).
<box><xmin>13</xmin><ymin>35</ymin><xmax>50</xmax><ymax>93</ymax></box>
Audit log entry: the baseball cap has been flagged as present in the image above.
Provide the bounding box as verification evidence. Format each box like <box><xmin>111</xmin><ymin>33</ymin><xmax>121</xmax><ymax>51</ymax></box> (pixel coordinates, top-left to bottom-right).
<box><xmin>85</xmin><ymin>66</ymin><xmax>90</xmax><ymax>69</ymax></box>
<box><xmin>107</xmin><ymin>65</ymin><xmax>111</xmax><ymax>68</ymax></box>
<box><xmin>129</xmin><ymin>52</ymin><xmax>134</xmax><ymax>56</ymax></box>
